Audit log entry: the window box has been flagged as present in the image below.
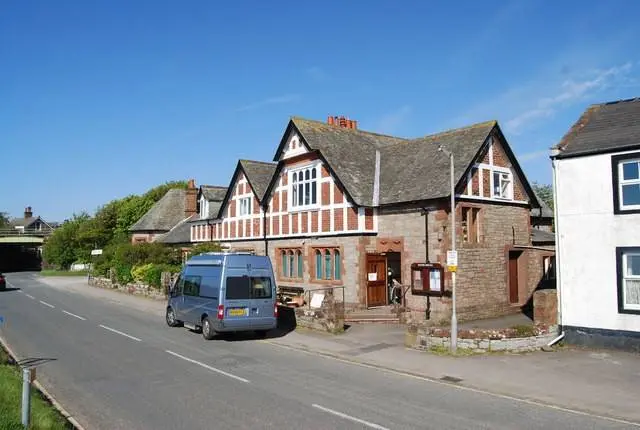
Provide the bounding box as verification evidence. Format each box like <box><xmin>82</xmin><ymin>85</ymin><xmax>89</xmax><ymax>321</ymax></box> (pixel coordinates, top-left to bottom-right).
<box><xmin>612</xmin><ymin>152</ymin><xmax>640</xmax><ymax>214</ymax></box>
<box><xmin>616</xmin><ymin>247</ymin><xmax>640</xmax><ymax>314</ymax></box>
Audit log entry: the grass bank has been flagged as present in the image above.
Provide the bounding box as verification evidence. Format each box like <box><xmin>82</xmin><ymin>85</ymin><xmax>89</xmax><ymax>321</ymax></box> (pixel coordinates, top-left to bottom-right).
<box><xmin>39</xmin><ymin>270</ymin><xmax>89</xmax><ymax>277</ymax></box>
<box><xmin>0</xmin><ymin>347</ymin><xmax>71</xmax><ymax>429</ymax></box>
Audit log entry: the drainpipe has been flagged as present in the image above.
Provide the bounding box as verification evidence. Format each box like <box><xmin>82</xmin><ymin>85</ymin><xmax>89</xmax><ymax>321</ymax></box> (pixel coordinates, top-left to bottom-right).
<box><xmin>550</xmin><ymin>148</ymin><xmax>563</xmax><ymax>332</ymax></box>
<box><xmin>262</xmin><ymin>204</ymin><xmax>268</xmax><ymax>257</ymax></box>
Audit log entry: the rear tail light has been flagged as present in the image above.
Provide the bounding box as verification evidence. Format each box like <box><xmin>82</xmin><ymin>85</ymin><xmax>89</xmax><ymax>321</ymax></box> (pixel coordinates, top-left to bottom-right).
<box><xmin>274</xmin><ymin>304</ymin><xmax>278</xmax><ymax>318</ymax></box>
<box><xmin>217</xmin><ymin>304</ymin><xmax>224</xmax><ymax>320</ymax></box>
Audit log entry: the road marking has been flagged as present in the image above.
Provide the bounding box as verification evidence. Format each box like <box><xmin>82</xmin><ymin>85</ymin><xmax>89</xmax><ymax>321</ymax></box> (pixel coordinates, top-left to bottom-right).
<box><xmin>265</xmin><ymin>341</ymin><xmax>640</xmax><ymax>427</ymax></box>
<box><xmin>99</xmin><ymin>325</ymin><xmax>141</xmax><ymax>342</ymax></box>
<box><xmin>165</xmin><ymin>350</ymin><xmax>250</xmax><ymax>383</ymax></box>
<box><xmin>312</xmin><ymin>404</ymin><xmax>389</xmax><ymax>430</ymax></box>
<box><xmin>62</xmin><ymin>310</ymin><xmax>86</xmax><ymax>321</ymax></box>
<box><xmin>39</xmin><ymin>300</ymin><xmax>55</xmax><ymax>308</ymax></box>
<box><xmin>25</xmin><ymin>294</ymin><xmax>35</xmax><ymax>299</ymax></box>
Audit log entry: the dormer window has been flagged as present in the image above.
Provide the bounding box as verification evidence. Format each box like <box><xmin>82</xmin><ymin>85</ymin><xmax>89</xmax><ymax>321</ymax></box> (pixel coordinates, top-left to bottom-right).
<box><xmin>290</xmin><ymin>165</ymin><xmax>318</xmax><ymax>210</ymax></box>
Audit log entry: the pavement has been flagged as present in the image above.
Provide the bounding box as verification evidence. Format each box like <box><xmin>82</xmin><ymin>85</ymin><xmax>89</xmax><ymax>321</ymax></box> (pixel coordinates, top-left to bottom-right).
<box><xmin>0</xmin><ymin>272</ymin><xmax>638</xmax><ymax>430</ymax></box>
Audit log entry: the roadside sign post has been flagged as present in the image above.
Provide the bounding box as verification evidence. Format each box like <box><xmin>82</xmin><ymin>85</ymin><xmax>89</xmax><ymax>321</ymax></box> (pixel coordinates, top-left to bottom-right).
<box><xmin>90</xmin><ymin>249</ymin><xmax>102</xmax><ymax>281</ymax></box>
<box><xmin>21</xmin><ymin>367</ymin><xmax>35</xmax><ymax>427</ymax></box>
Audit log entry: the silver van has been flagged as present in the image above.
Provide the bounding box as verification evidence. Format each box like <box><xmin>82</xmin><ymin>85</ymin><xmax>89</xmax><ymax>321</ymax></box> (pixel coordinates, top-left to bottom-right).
<box><xmin>166</xmin><ymin>252</ymin><xmax>278</xmax><ymax>340</ymax></box>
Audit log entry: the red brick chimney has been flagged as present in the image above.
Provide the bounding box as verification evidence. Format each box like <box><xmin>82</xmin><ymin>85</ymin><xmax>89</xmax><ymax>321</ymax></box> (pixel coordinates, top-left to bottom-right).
<box><xmin>185</xmin><ymin>179</ymin><xmax>197</xmax><ymax>218</ymax></box>
<box><xmin>24</xmin><ymin>206</ymin><xmax>33</xmax><ymax>218</ymax></box>
<box><xmin>327</xmin><ymin>115</ymin><xmax>358</xmax><ymax>130</ymax></box>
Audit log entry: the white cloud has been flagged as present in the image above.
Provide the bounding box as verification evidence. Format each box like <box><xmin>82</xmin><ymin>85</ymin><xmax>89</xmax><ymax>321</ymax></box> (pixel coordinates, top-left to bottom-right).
<box><xmin>505</xmin><ymin>62</ymin><xmax>634</xmax><ymax>134</ymax></box>
<box><xmin>306</xmin><ymin>66</ymin><xmax>326</xmax><ymax>82</ymax></box>
<box><xmin>236</xmin><ymin>94</ymin><xmax>301</xmax><ymax>112</ymax></box>
<box><xmin>376</xmin><ymin>105</ymin><xmax>412</xmax><ymax>134</ymax></box>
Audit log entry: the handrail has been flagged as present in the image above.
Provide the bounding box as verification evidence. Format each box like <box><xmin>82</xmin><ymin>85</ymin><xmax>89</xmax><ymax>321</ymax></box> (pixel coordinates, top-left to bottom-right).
<box><xmin>0</xmin><ymin>228</ymin><xmax>53</xmax><ymax>237</ymax></box>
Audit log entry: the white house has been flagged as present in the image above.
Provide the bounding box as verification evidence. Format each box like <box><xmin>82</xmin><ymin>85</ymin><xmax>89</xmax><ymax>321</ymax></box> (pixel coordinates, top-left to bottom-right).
<box><xmin>552</xmin><ymin>97</ymin><xmax>640</xmax><ymax>352</ymax></box>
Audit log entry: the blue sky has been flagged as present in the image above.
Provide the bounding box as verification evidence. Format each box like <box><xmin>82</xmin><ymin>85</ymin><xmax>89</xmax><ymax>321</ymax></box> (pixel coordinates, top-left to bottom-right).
<box><xmin>1</xmin><ymin>0</ymin><xmax>639</xmax><ymax>222</ymax></box>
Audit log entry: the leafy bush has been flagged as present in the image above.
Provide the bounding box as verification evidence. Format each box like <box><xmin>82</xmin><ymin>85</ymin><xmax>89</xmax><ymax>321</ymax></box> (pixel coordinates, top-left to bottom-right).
<box><xmin>188</xmin><ymin>242</ymin><xmax>223</xmax><ymax>258</ymax></box>
<box><xmin>131</xmin><ymin>263</ymin><xmax>180</xmax><ymax>288</ymax></box>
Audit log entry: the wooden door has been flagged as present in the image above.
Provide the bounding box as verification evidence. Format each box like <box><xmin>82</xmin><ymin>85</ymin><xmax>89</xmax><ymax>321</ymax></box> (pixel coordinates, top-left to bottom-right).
<box><xmin>508</xmin><ymin>252</ymin><xmax>519</xmax><ymax>303</ymax></box>
<box><xmin>366</xmin><ymin>254</ymin><xmax>387</xmax><ymax>307</ymax></box>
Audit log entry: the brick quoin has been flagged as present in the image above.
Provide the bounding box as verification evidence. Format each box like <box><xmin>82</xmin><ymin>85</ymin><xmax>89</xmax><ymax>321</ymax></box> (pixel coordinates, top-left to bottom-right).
<box><xmin>291</xmin><ymin>213</ymin><xmax>299</xmax><ymax>234</ymax></box>
<box><xmin>348</xmin><ymin>207</ymin><xmax>358</xmax><ymax>230</ymax></box>
<box><xmin>334</xmin><ymin>184</ymin><xmax>344</xmax><ymax>204</ymax></box>
<box><xmin>282</xmin><ymin>191</ymin><xmax>288</xmax><ymax>211</ymax></box>
<box><xmin>321</xmin><ymin>166</ymin><xmax>330</xmax><ymax>178</ymax></box>
<box><xmin>322</xmin><ymin>210</ymin><xmax>330</xmax><ymax>232</ymax></box>
<box><xmin>335</xmin><ymin>209</ymin><xmax>344</xmax><ymax>231</ymax></box>
<box><xmin>311</xmin><ymin>211</ymin><xmax>319</xmax><ymax>232</ymax></box>
<box><xmin>282</xmin><ymin>214</ymin><xmax>289</xmax><ymax>235</ymax></box>
<box><xmin>321</xmin><ymin>183</ymin><xmax>330</xmax><ymax>205</ymax></box>
<box><xmin>301</xmin><ymin>212</ymin><xmax>309</xmax><ymax>233</ymax></box>
<box><xmin>365</xmin><ymin>208</ymin><xmax>374</xmax><ymax>230</ymax></box>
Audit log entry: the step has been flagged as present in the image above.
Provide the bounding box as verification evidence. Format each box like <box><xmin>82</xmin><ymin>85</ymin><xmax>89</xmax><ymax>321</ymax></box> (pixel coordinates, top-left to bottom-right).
<box><xmin>345</xmin><ymin>318</ymin><xmax>401</xmax><ymax>324</ymax></box>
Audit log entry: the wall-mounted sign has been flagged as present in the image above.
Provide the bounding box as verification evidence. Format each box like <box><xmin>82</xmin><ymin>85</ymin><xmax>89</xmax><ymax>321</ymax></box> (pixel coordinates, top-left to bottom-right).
<box><xmin>367</xmin><ymin>272</ymin><xmax>378</xmax><ymax>282</ymax></box>
<box><xmin>410</xmin><ymin>263</ymin><xmax>445</xmax><ymax>296</ymax></box>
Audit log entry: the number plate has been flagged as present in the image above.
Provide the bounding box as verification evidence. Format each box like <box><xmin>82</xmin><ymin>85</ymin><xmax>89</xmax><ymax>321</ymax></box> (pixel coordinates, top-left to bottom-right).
<box><xmin>228</xmin><ymin>308</ymin><xmax>247</xmax><ymax>317</ymax></box>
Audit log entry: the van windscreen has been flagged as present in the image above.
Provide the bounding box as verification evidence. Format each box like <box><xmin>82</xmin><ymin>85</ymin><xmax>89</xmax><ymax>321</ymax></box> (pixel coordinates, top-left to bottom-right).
<box><xmin>225</xmin><ymin>276</ymin><xmax>272</xmax><ymax>300</ymax></box>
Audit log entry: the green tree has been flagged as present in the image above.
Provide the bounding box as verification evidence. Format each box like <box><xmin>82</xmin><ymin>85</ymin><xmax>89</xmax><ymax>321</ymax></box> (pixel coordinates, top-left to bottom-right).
<box><xmin>532</xmin><ymin>182</ymin><xmax>553</xmax><ymax>211</ymax></box>
<box><xmin>0</xmin><ymin>212</ymin><xmax>10</xmax><ymax>228</ymax></box>
<box><xmin>187</xmin><ymin>242</ymin><xmax>223</xmax><ymax>258</ymax></box>
<box><xmin>42</xmin><ymin>214</ymin><xmax>90</xmax><ymax>269</ymax></box>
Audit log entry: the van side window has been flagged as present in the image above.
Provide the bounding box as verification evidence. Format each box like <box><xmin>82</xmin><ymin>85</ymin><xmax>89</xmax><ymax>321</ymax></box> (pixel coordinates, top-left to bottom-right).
<box><xmin>225</xmin><ymin>277</ymin><xmax>272</xmax><ymax>300</ymax></box>
<box><xmin>172</xmin><ymin>275</ymin><xmax>184</xmax><ymax>296</ymax></box>
<box><xmin>183</xmin><ymin>275</ymin><xmax>202</xmax><ymax>297</ymax></box>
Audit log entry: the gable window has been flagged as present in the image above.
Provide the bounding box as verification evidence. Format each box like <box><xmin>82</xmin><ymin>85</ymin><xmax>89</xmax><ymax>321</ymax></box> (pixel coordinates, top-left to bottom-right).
<box><xmin>313</xmin><ymin>247</ymin><xmax>342</xmax><ymax>282</ymax></box>
<box><xmin>492</xmin><ymin>171</ymin><xmax>513</xmax><ymax>199</ymax></box>
<box><xmin>290</xmin><ymin>166</ymin><xmax>318</xmax><ymax>209</ymax></box>
<box><xmin>280</xmin><ymin>248</ymin><xmax>303</xmax><ymax>280</ymax></box>
<box><xmin>612</xmin><ymin>153</ymin><xmax>640</xmax><ymax>213</ymax></box>
<box><xmin>238</xmin><ymin>197</ymin><xmax>252</xmax><ymax>217</ymax></box>
<box><xmin>616</xmin><ymin>247</ymin><xmax>640</xmax><ymax>314</ymax></box>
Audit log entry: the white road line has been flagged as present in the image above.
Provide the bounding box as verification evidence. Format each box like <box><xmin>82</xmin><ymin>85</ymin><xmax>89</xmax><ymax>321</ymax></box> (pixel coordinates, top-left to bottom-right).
<box><xmin>267</xmin><ymin>342</ymin><xmax>640</xmax><ymax>428</ymax></box>
<box><xmin>62</xmin><ymin>310</ymin><xmax>86</xmax><ymax>321</ymax></box>
<box><xmin>25</xmin><ymin>294</ymin><xmax>35</xmax><ymax>300</ymax></box>
<box><xmin>99</xmin><ymin>325</ymin><xmax>141</xmax><ymax>342</ymax></box>
<box><xmin>312</xmin><ymin>404</ymin><xmax>389</xmax><ymax>430</ymax></box>
<box><xmin>165</xmin><ymin>350</ymin><xmax>250</xmax><ymax>384</ymax></box>
<box><xmin>39</xmin><ymin>300</ymin><xmax>55</xmax><ymax>309</ymax></box>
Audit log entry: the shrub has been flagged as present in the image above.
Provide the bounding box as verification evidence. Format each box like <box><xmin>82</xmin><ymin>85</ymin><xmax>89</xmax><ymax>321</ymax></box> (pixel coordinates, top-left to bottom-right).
<box><xmin>187</xmin><ymin>242</ymin><xmax>223</xmax><ymax>258</ymax></box>
<box><xmin>114</xmin><ymin>262</ymin><xmax>133</xmax><ymax>284</ymax></box>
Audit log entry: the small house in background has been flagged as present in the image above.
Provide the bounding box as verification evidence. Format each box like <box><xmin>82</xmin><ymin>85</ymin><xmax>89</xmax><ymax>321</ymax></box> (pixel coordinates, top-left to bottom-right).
<box><xmin>129</xmin><ymin>180</ymin><xmax>198</xmax><ymax>244</ymax></box>
<box><xmin>552</xmin><ymin>97</ymin><xmax>640</xmax><ymax>352</ymax></box>
<box><xmin>10</xmin><ymin>206</ymin><xmax>53</xmax><ymax>234</ymax></box>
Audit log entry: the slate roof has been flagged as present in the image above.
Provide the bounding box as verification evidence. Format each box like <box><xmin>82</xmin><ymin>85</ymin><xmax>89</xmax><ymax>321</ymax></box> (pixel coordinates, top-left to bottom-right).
<box><xmin>129</xmin><ymin>188</ymin><xmax>187</xmax><ymax>232</ymax></box>
<box><xmin>239</xmin><ymin>160</ymin><xmax>278</xmax><ymax>202</ymax></box>
<box><xmin>554</xmin><ymin>97</ymin><xmax>640</xmax><ymax>159</ymax></box>
<box><xmin>530</xmin><ymin>190</ymin><xmax>554</xmax><ymax>219</ymax></box>
<box><xmin>531</xmin><ymin>229</ymin><xmax>555</xmax><ymax>245</ymax></box>
<box><xmin>290</xmin><ymin>117</ymin><xmax>499</xmax><ymax>206</ymax></box>
<box><xmin>200</xmin><ymin>185</ymin><xmax>227</xmax><ymax>202</ymax></box>
<box><xmin>10</xmin><ymin>216</ymin><xmax>39</xmax><ymax>228</ymax></box>
<box><xmin>155</xmin><ymin>215</ymin><xmax>195</xmax><ymax>245</ymax></box>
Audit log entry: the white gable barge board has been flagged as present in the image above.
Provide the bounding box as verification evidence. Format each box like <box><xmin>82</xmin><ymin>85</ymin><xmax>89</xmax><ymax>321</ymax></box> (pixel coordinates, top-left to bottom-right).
<box><xmin>555</xmin><ymin>150</ymin><xmax>640</xmax><ymax>338</ymax></box>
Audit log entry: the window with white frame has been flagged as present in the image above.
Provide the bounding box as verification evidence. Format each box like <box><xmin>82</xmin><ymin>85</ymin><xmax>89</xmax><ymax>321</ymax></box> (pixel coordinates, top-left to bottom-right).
<box><xmin>238</xmin><ymin>197</ymin><xmax>252</xmax><ymax>216</ymax></box>
<box><xmin>290</xmin><ymin>166</ymin><xmax>318</xmax><ymax>209</ymax></box>
<box><xmin>617</xmin><ymin>247</ymin><xmax>640</xmax><ymax>313</ymax></box>
<box><xmin>200</xmin><ymin>196</ymin><xmax>208</xmax><ymax>219</ymax></box>
<box><xmin>617</xmin><ymin>158</ymin><xmax>640</xmax><ymax>211</ymax></box>
<box><xmin>492</xmin><ymin>170</ymin><xmax>513</xmax><ymax>200</ymax></box>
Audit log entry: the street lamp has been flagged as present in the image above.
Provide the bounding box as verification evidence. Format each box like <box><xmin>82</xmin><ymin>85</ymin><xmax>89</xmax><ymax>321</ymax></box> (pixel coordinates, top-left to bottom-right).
<box><xmin>436</xmin><ymin>143</ymin><xmax>458</xmax><ymax>353</ymax></box>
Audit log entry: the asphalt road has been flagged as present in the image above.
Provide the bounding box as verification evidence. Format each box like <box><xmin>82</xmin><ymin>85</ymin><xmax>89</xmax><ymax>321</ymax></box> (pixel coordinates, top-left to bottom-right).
<box><xmin>0</xmin><ymin>272</ymin><xmax>636</xmax><ymax>430</ymax></box>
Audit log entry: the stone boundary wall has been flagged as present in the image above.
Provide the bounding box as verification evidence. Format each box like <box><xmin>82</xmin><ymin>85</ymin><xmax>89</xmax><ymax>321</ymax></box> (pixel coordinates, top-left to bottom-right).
<box><xmin>290</xmin><ymin>291</ymin><xmax>345</xmax><ymax>333</ymax></box>
<box><xmin>88</xmin><ymin>275</ymin><xmax>168</xmax><ymax>301</ymax></box>
<box><xmin>406</xmin><ymin>324</ymin><xmax>559</xmax><ymax>353</ymax></box>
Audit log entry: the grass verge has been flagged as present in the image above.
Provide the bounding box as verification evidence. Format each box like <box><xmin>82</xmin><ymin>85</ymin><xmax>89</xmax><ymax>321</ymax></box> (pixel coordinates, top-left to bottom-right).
<box><xmin>0</xmin><ymin>346</ymin><xmax>71</xmax><ymax>429</ymax></box>
<box><xmin>39</xmin><ymin>270</ymin><xmax>89</xmax><ymax>277</ymax></box>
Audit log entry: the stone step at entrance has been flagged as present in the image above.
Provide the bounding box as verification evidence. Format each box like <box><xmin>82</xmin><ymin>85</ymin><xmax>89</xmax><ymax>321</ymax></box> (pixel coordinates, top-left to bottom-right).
<box><xmin>345</xmin><ymin>305</ymin><xmax>404</xmax><ymax>323</ymax></box>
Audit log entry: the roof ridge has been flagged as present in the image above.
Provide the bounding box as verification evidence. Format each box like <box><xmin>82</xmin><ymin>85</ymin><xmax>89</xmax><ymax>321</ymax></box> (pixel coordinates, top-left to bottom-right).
<box><xmin>239</xmin><ymin>159</ymin><xmax>277</xmax><ymax>166</ymax></box>
<box><xmin>291</xmin><ymin>116</ymin><xmax>409</xmax><ymax>141</ymax></box>
<box><xmin>201</xmin><ymin>185</ymin><xmax>227</xmax><ymax>189</ymax></box>
<box><xmin>595</xmin><ymin>96</ymin><xmax>640</xmax><ymax>107</ymax></box>
<box><xmin>408</xmin><ymin>120</ymin><xmax>497</xmax><ymax>142</ymax></box>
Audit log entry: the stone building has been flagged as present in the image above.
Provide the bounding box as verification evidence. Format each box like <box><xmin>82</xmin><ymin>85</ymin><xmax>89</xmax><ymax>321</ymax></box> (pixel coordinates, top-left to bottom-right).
<box><xmin>190</xmin><ymin>116</ymin><xmax>554</xmax><ymax>323</ymax></box>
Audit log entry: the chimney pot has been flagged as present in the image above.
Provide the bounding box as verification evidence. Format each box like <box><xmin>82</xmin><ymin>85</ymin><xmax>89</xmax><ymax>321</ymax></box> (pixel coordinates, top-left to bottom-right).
<box><xmin>327</xmin><ymin>116</ymin><xmax>335</xmax><ymax>125</ymax></box>
<box><xmin>328</xmin><ymin>115</ymin><xmax>358</xmax><ymax>129</ymax></box>
<box><xmin>24</xmin><ymin>206</ymin><xmax>33</xmax><ymax>218</ymax></box>
<box><xmin>187</xmin><ymin>179</ymin><xmax>196</xmax><ymax>189</ymax></box>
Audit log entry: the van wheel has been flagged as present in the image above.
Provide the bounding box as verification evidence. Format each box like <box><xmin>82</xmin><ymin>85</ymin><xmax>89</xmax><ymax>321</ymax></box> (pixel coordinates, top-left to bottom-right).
<box><xmin>202</xmin><ymin>317</ymin><xmax>215</xmax><ymax>340</ymax></box>
<box><xmin>166</xmin><ymin>307</ymin><xmax>182</xmax><ymax>327</ymax></box>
